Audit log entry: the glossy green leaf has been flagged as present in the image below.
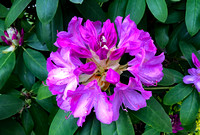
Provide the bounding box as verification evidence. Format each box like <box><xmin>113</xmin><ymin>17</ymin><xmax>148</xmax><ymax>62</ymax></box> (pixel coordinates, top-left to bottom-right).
<box><xmin>37</xmin><ymin>83</ymin><xmax>52</xmax><ymax>100</ymax></box>
<box><xmin>130</xmin><ymin>97</ymin><xmax>172</xmax><ymax>132</ymax></box>
<box><xmin>158</xmin><ymin>68</ymin><xmax>175</xmax><ymax>86</ymax></box>
<box><xmin>166</xmin><ymin>23</ymin><xmax>190</xmax><ymax>54</ymax></box>
<box><xmin>36</xmin><ymin>3</ymin><xmax>62</xmax><ymax>51</ymax></box>
<box><xmin>77</xmin><ymin>113</ymin><xmax>100</xmax><ymax>135</ymax></box>
<box><xmin>36</xmin><ymin>97</ymin><xmax>57</xmax><ymax>113</ymax></box>
<box><xmin>36</xmin><ymin>0</ymin><xmax>59</xmax><ymax>24</ymax></box>
<box><xmin>185</xmin><ymin>0</ymin><xmax>200</xmax><ymax>36</ymax></box>
<box><xmin>163</xmin><ymin>83</ymin><xmax>193</xmax><ymax>105</ymax></box>
<box><xmin>146</xmin><ymin>0</ymin><xmax>168</xmax><ymax>22</ymax></box>
<box><xmin>125</xmin><ymin>0</ymin><xmax>145</xmax><ymax>24</ymax></box>
<box><xmin>0</xmin><ymin>4</ymin><xmax>9</xmax><ymax>18</ymax></box>
<box><xmin>4</xmin><ymin>89</ymin><xmax>21</xmax><ymax>98</ymax></box>
<box><xmin>23</xmin><ymin>48</ymin><xmax>48</xmax><ymax>81</ymax></box>
<box><xmin>0</xmin><ymin>119</ymin><xmax>26</xmax><ymax>135</ymax></box>
<box><xmin>180</xmin><ymin>89</ymin><xmax>200</xmax><ymax>126</ymax></box>
<box><xmin>21</xmin><ymin>109</ymin><xmax>34</xmax><ymax>135</ymax></box>
<box><xmin>179</xmin><ymin>41</ymin><xmax>200</xmax><ymax>67</ymax></box>
<box><xmin>108</xmin><ymin>0</ymin><xmax>128</xmax><ymax>22</ymax></box>
<box><xmin>0</xmin><ymin>95</ymin><xmax>24</xmax><ymax>120</ymax></box>
<box><xmin>70</xmin><ymin>0</ymin><xmax>84</xmax><ymax>4</ymax></box>
<box><xmin>155</xmin><ymin>24</ymin><xmax>169</xmax><ymax>49</ymax></box>
<box><xmin>0</xmin><ymin>75</ymin><xmax>21</xmax><ymax>93</ymax></box>
<box><xmin>16</xmin><ymin>54</ymin><xmax>35</xmax><ymax>90</ymax></box>
<box><xmin>5</xmin><ymin>0</ymin><xmax>31</xmax><ymax>28</ymax></box>
<box><xmin>165</xmin><ymin>10</ymin><xmax>184</xmax><ymax>24</ymax></box>
<box><xmin>0</xmin><ymin>50</ymin><xmax>16</xmax><ymax>90</ymax></box>
<box><xmin>143</xmin><ymin>125</ymin><xmax>160</xmax><ymax>135</ymax></box>
<box><xmin>26</xmin><ymin>33</ymin><xmax>48</xmax><ymax>51</ymax></box>
<box><xmin>76</xmin><ymin>0</ymin><xmax>107</xmax><ymax>22</ymax></box>
<box><xmin>49</xmin><ymin>109</ymin><xmax>78</xmax><ymax>135</ymax></box>
<box><xmin>101</xmin><ymin>110</ymin><xmax>135</xmax><ymax>135</ymax></box>
<box><xmin>0</xmin><ymin>19</ymin><xmax>4</xmax><ymax>42</ymax></box>
<box><xmin>29</xmin><ymin>103</ymin><xmax>49</xmax><ymax>135</ymax></box>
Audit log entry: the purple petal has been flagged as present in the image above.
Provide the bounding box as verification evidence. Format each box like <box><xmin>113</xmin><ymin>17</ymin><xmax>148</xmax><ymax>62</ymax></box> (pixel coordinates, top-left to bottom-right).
<box><xmin>77</xmin><ymin>117</ymin><xmax>86</xmax><ymax>127</ymax></box>
<box><xmin>94</xmin><ymin>92</ymin><xmax>113</xmax><ymax>124</ymax></box>
<box><xmin>20</xmin><ymin>28</ymin><xmax>24</xmax><ymax>37</ymax></box>
<box><xmin>194</xmin><ymin>79</ymin><xmax>200</xmax><ymax>92</ymax></box>
<box><xmin>71</xmin><ymin>46</ymin><xmax>92</xmax><ymax>58</ymax></box>
<box><xmin>46</xmin><ymin>58</ymin><xmax>57</xmax><ymax>72</ymax></box>
<box><xmin>4</xmin><ymin>31</ymin><xmax>9</xmax><ymax>37</ymax></box>
<box><xmin>105</xmin><ymin>68</ymin><xmax>120</xmax><ymax>84</ymax></box>
<box><xmin>122</xmin><ymin>90</ymin><xmax>147</xmax><ymax>111</ymax></box>
<box><xmin>96</xmin><ymin>47</ymin><xmax>109</xmax><ymax>60</ymax></box>
<box><xmin>79</xmin><ymin>62</ymin><xmax>97</xmax><ymax>74</ymax></box>
<box><xmin>110</xmin><ymin>47</ymin><xmax>126</xmax><ymax>60</ymax></box>
<box><xmin>192</xmin><ymin>53</ymin><xmax>200</xmax><ymax>68</ymax></box>
<box><xmin>19</xmin><ymin>37</ymin><xmax>23</xmax><ymax>46</ymax></box>
<box><xmin>183</xmin><ymin>75</ymin><xmax>195</xmax><ymax>84</ymax></box>
<box><xmin>56</xmin><ymin>94</ymin><xmax>71</xmax><ymax>111</ymax></box>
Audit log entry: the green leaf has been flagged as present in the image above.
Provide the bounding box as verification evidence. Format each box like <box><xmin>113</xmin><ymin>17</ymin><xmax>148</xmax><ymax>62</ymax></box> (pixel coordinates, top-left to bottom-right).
<box><xmin>49</xmin><ymin>109</ymin><xmax>78</xmax><ymax>135</ymax></box>
<box><xmin>5</xmin><ymin>0</ymin><xmax>31</xmax><ymax>28</ymax></box>
<box><xmin>179</xmin><ymin>41</ymin><xmax>200</xmax><ymax>67</ymax></box>
<box><xmin>75</xmin><ymin>0</ymin><xmax>107</xmax><ymax>22</ymax></box>
<box><xmin>0</xmin><ymin>19</ymin><xmax>5</xmax><ymax>42</ymax></box>
<box><xmin>185</xmin><ymin>0</ymin><xmax>200</xmax><ymax>36</ymax></box>
<box><xmin>21</xmin><ymin>109</ymin><xmax>34</xmax><ymax>135</ymax></box>
<box><xmin>0</xmin><ymin>50</ymin><xmax>16</xmax><ymax>90</ymax></box>
<box><xmin>26</xmin><ymin>33</ymin><xmax>48</xmax><ymax>51</ymax></box>
<box><xmin>0</xmin><ymin>4</ymin><xmax>9</xmax><ymax>18</ymax></box>
<box><xmin>108</xmin><ymin>0</ymin><xmax>128</xmax><ymax>22</ymax></box>
<box><xmin>158</xmin><ymin>68</ymin><xmax>175</xmax><ymax>86</ymax></box>
<box><xmin>180</xmin><ymin>89</ymin><xmax>200</xmax><ymax>126</ymax></box>
<box><xmin>70</xmin><ymin>0</ymin><xmax>84</xmax><ymax>4</ymax></box>
<box><xmin>0</xmin><ymin>119</ymin><xmax>26</xmax><ymax>135</ymax></box>
<box><xmin>36</xmin><ymin>97</ymin><xmax>57</xmax><ymax>113</ymax></box>
<box><xmin>37</xmin><ymin>83</ymin><xmax>52</xmax><ymax>100</ymax></box>
<box><xmin>165</xmin><ymin>10</ymin><xmax>184</xmax><ymax>24</ymax></box>
<box><xmin>76</xmin><ymin>113</ymin><xmax>101</xmax><ymax>135</ymax></box>
<box><xmin>143</xmin><ymin>125</ymin><xmax>160</xmax><ymax>135</ymax></box>
<box><xmin>0</xmin><ymin>74</ymin><xmax>21</xmax><ymax>93</ymax></box>
<box><xmin>101</xmin><ymin>110</ymin><xmax>135</xmax><ymax>135</ymax></box>
<box><xmin>16</xmin><ymin>54</ymin><xmax>35</xmax><ymax>90</ymax></box>
<box><xmin>146</xmin><ymin>0</ymin><xmax>168</xmax><ymax>22</ymax></box>
<box><xmin>166</xmin><ymin>23</ymin><xmax>187</xmax><ymax>54</ymax></box>
<box><xmin>23</xmin><ymin>48</ymin><xmax>48</xmax><ymax>81</ymax></box>
<box><xmin>29</xmin><ymin>102</ymin><xmax>49</xmax><ymax>135</ymax></box>
<box><xmin>125</xmin><ymin>0</ymin><xmax>146</xmax><ymax>24</ymax></box>
<box><xmin>0</xmin><ymin>95</ymin><xmax>24</xmax><ymax>120</ymax></box>
<box><xmin>36</xmin><ymin>0</ymin><xmax>59</xmax><ymax>24</ymax></box>
<box><xmin>130</xmin><ymin>97</ymin><xmax>172</xmax><ymax>132</ymax></box>
<box><xmin>155</xmin><ymin>24</ymin><xmax>169</xmax><ymax>49</ymax></box>
<box><xmin>163</xmin><ymin>83</ymin><xmax>193</xmax><ymax>105</ymax></box>
<box><xmin>35</xmin><ymin>3</ymin><xmax>62</xmax><ymax>52</ymax></box>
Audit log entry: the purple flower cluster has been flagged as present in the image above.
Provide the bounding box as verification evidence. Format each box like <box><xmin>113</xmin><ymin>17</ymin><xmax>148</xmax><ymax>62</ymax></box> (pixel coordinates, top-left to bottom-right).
<box><xmin>1</xmin><ymin>27</ymin><xmax>24</xmax><ymax>46</ymax></box>
<box><xmin>1</xmin><ymin>27</ymin><xmax>24</xmax><ymax>53</ymax></box>
<box><xmin>183</xmin><ymin>53</ymin><xmax>200</xmax><ymax>92</ymax></box>
<box><xmin>46</xmin><ymin>16</ymin><xmax>165</xmax><ymax>126</ymax></box>
<box><xmin>170</xmin><ymin>114</ymin><xmax>184</xmax><ymax>133</ymax></box>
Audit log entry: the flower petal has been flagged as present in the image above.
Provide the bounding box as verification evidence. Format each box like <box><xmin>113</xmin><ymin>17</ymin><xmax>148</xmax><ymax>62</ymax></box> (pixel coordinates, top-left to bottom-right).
<box><xmin>192</xmin><ymin>53</ymin><xmax>200</xmax><ymax>68</ymax></box>
<box><xmin>105</xmin><ymin>68</ymin><xmax>120</xmax><ymax>84</ymax></box>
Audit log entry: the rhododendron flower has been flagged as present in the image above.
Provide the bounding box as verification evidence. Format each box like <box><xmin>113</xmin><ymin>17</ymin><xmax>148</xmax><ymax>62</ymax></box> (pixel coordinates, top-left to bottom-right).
<box><xmin>183</xmin><ymin>53</ymin><xmax>200</xmax><ymax>92</ymax></box>
<box><xmin>46</xmin><ymin>15</ymin><xmax>165</xmax><ymax>126</ymax></box>
<box><xmin>170</xmin><ymin>114</ymin><xmax>184</xmax><ymax>133</ymax></box>
<box><xmin>1</xmin><ymin>27</ymin><xmax>24</xmax><ymax>53</ymax></box>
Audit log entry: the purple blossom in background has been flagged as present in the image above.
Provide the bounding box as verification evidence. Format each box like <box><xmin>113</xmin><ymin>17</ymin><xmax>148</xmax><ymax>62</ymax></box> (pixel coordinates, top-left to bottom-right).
<box><xmin>1</xmin><ymin>27</ymin><xmax>24</xmax><ymax>53</ymax></box>
<box><xmin>170</xmin><ymin>114</ymin><xmax>184</xmax><ymax>133</ymax></box>
<box><xmin>46</xmin><ymin>15</ymin><xmax>165</xmax><ymax>126</ymax></box>
<box><xmin>183</xmin><ymin>53</ymin><xmax>200</xmax><ymax>92</ymax></box>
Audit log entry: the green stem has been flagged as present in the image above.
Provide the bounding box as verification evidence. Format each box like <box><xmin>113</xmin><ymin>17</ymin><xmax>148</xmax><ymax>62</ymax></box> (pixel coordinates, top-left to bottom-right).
<box><xmin>144</xmin><ymin>87</ymin><xmax>173</xmax><ymax>90</ymax></box>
